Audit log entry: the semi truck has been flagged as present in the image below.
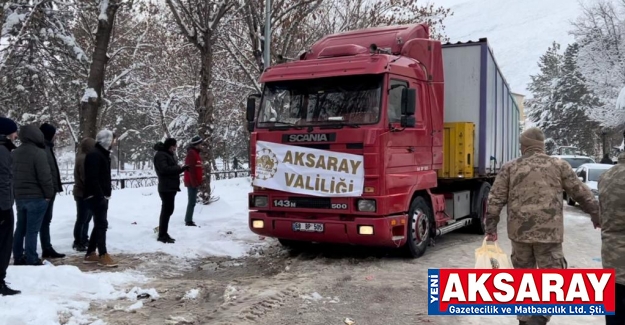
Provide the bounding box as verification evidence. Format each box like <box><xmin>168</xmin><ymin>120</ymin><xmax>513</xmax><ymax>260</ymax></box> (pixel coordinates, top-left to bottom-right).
<box><xmin>246</xmin><ymin>24</ymin><xmax>521</xmax><ymax>258</ymax></box>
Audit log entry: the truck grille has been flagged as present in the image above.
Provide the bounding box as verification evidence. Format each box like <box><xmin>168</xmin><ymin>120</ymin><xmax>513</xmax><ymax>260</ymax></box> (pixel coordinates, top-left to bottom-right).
<box><xmin>288</xmin><ymin>197</ymin><xmax>331</xmax><ymax>209</ymax></box>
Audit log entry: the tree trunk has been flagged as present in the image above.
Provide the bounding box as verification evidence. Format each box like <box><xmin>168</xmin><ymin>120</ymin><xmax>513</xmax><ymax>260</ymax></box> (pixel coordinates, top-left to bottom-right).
<box><xmin>197</xmin><ymin>47</ymin><xmax>216</xmax><ymax>204</ymax></box>
<box><xmin>79</xmin><ymin>3</ymin><xmax>119</xmax><ymax>139</ymax></box>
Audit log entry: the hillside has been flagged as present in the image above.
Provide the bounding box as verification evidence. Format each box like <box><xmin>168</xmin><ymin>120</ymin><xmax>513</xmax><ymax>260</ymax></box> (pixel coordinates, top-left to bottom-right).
<box><xmin>433</xmin><ymin>0</ymin><xmax>582</xmax><ymax>96</ymax></box>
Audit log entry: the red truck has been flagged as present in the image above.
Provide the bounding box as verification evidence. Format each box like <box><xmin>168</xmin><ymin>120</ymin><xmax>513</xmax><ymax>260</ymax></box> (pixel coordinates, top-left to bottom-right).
<box><xmin>246</xmin><ymin>24</ymin><xmax>521</xmax><ymax>257</ymax></box>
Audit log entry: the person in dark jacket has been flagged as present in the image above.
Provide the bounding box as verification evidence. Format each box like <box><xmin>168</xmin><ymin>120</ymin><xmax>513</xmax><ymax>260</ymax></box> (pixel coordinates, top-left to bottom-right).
<box><xmin>38</xmin><ymin>123</ymin><xmax>64</xmax><ymax>259</ymax></box>
<box><xmin>600</xmin><ymin>153</ymin><xmax>614</xmax><ymax>164</ymax></box>
<box><xmin>154</xmin><ymin>138</ymin><xmax>188</xmax><ymax>243</ymax></box>
<box><xmin>83</xmin><ymin>130</ymin><xmax>118</xmax><ymax>268</ymax></box>
<box><xmin>183</xmin><ymin>136</ymin><xmax>203</xmax><ymax>227</ymax></box>
<box><xmin>0</xmin><ymin>118</ymin><xmax>19</xmax><ymax>296</ymax></box>
<box><xmin>72</xmin><ymin>138</ymin><xmax>96</xmax><ymax>252</ymax></box>
<box><xmin>12</xmin><ymin>125</ymin><xmax>54</xmax><ymax>266</ymax></box>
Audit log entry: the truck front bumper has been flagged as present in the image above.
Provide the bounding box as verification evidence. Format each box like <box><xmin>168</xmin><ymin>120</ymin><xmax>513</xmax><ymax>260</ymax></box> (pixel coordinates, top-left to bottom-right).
<box><xmin>249</xmin><ymin>211</ymin><xmax>408</xmax><ymax>247</ymax></box>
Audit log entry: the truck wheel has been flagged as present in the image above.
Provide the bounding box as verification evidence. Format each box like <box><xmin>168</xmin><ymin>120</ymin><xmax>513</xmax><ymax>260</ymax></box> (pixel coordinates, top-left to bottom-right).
<box><xmin>405</xmin><ymin>197</ymin><xmax>433</xmax><ymax>258</ymax></box>
<box><xmin>567</xmin><ymin>197</ymin><xmax>576</xmax><ymax>206</ymax></box>
<box><xmin>470</xmin><ymin>182</ymin><xmax>491</xmax><ymax>235</ymax></box>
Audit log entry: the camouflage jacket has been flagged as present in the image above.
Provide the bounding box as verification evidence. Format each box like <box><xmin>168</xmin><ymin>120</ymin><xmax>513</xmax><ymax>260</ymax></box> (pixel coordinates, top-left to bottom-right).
<box><xmin>485</xmin><ymin>150</ymin><xmax>599</xmax><ymax>243</ymax></box>
<box><xmin>598</xmin><ymin>158</ymin><xmax>625</xmax><ymax>285</ymax></box>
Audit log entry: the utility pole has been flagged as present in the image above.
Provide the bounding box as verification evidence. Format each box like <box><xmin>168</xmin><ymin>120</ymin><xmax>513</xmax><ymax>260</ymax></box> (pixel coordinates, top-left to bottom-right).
<box><xmin>263</xmin><ymin>0</ymin><xmax>272</xmax><ymax>70</ymax></box>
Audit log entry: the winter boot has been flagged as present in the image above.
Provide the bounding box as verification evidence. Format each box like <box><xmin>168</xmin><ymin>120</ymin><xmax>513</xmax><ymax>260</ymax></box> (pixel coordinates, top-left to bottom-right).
<box><xmin>13</xmin><ymin>256</ymin><xmax>26</xmax><ymax>266</ymax></box>
<box><xmin>526</xmin><ymin>316</ymin><xmax>548</xmax><ymax>325</ymax></box>
<box><xmin>42</xmin><ymin>247</ymin><xmax>66</xmax><ymax>259</ymax></box>
<box><xmin>83</xmin><ymin>252</ymin><xmax>99</xmax><ymax>264</ymax></box>
<box><xmin>98</xmin><ymin>254</ymin><xmax>118</xmax><ymax>268</ymax></box>
<box><xmin>157</xmin><ymin>236</ymin><xmax>175</xmax><ymax>244</ymax></box>
<box><xmin>26</xmin><ymin>259</ymin><xmax>44</xmax><ymax>266</ymax></box>
<box><xmin>0</xmin><ymin>282</ymin><xmax>20</xmax><ymax>296</ymax></box>
<box><xmin>73</xmin><ymin>242</ymin><xmax>87</xmax><ymax>252</ymax></box>
<box><xmin>185</xmin><ymin>221</ymin><xmax>197</xmax><ymax>227</ymax></box>
<box><xmin>166</xmin><ymin>234</ymin><xmax>176</xmax><ymax>242</ymax></box>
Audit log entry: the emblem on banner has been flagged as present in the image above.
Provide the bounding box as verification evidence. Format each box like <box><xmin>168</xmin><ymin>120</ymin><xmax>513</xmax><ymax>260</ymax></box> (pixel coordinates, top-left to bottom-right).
<box><xmin>255</xmin><ymin>147</ymin><xmax>279</xmax><ymax>180</ymax></box>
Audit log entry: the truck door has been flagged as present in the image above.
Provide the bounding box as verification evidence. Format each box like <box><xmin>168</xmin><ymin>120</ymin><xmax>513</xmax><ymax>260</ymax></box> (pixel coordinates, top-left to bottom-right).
<box><xmin>387</xmin><ymin>77</ymin><xmax>432</xmax><ymax>173</ymax></box>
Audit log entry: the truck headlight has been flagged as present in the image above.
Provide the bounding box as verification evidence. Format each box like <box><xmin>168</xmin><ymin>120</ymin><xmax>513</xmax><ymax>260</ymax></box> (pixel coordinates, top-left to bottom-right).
<box><xmin>357</xmin><ymin>199</ymin><xmax>376</xmax><ymax>212</ymax></box>
<box><xmin>254</xmin><ymin>196</ymin><xmax>268</xmax><ymax>207</ymax></box>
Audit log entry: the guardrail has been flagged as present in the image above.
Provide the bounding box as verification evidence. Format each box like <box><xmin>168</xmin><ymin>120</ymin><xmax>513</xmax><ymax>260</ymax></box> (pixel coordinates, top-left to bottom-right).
<box><xmin>60</xmin><ymin>170</ymin><xmax>251</xmax><ymax>196</ymax></box>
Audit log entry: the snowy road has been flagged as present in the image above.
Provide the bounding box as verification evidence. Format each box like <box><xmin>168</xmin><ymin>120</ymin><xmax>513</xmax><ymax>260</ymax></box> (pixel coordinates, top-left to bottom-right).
<box><xmin>0</xmin><ymin>178</ymin><xmax>606</xmax><ymax>324</ymax></box>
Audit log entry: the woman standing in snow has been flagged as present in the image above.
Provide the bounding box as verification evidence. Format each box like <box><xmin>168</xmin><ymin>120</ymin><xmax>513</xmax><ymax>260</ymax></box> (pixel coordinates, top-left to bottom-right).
<box><xmin>153</xmin><ymin>138</ymin><xmax>188</xmax><ymax>244</ymax></box>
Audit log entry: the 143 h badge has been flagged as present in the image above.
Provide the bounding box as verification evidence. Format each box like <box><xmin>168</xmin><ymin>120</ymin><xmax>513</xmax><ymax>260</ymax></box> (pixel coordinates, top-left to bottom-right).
<box><xmin>255</xmin><ymin>147</ymin><xmax>278</xmax><ymax>181</ymax></box>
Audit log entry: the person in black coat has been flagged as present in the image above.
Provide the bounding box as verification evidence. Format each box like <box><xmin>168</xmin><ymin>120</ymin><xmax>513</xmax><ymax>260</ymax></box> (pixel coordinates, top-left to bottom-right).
<box><xmin>12</xmin><ymin>125</ymin><xmax>54</xmax><ymax>266</ymax></box>
<box><xmin>83</xmin><ymin>130</ymin><xmax>118</xmax><ymax>268</ymax></box>
<box><xmin>0</xmin><ymin>117</ymin><xmax>19</xmax><ymax>295</ymax></box>
<box><xmin>38</xmin><ymin>123</ymin><xmax>64</xmax><ymax>259</ymax></box>
<box><xmin>153</xmin><ymin>138</ymin><xmax>188</xmax><ymax>244</ymax></box>
<box><xmin>600</xmin><ymin>154</ymin><xmax>614</xmax><ymax>164</ymax></box>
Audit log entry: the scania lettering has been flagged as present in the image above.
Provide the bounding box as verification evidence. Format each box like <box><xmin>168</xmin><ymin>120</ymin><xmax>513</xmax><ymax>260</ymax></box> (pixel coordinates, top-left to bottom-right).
<box><xmin>288</xmin><ymin>134</ymin><xmax>329</xmax><ymax>142</ymax></box>
<box><xmin>247</xmin><ymin>24</ymin><xmax>521</xmax><ymax>257</ymax></box>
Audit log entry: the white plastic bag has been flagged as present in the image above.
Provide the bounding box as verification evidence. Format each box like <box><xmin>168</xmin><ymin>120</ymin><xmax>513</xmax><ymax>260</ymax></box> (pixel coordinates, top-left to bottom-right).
<box><xmin>474</xmin><ymin>239</ymin><xmax>513</xmax><ymax>269</ymax></box>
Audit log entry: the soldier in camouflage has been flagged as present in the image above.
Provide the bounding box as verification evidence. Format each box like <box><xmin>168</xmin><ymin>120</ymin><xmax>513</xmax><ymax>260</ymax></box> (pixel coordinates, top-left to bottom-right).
<box><xmin>485</xmin><ymin>127</ymin><xmax>600</xmax><ymax>325</ymax></box>
<box><xmin>598</xmin><ymin>151</ymin><xmax>625</xmax><ymax>325</ymax></box>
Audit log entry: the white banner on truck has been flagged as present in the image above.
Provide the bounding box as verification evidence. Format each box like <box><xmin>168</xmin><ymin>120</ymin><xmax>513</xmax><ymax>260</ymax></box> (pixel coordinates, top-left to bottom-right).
<box><xmin>253</xmin><ymin>141</ymin><xmax>364</xmax><ymax>197</ymax></box>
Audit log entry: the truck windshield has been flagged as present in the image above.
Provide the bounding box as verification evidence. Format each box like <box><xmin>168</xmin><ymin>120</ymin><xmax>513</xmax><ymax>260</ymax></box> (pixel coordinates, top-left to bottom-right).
<box><xmin>257</xmin><ymin>74</ymin><xmax>382</xmax><ymax>127</ymax></box>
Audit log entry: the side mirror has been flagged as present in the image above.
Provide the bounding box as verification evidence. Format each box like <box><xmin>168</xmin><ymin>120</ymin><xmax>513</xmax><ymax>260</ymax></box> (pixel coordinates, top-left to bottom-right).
<box><xmin>246</xmin><ymin>96</ymin><xmax>257</xmax><ymax>133</ymax></box>
<box><xmin>401</xmin><ymin>88</ymin><xmax>416</xmax><ymax>116</ymax></box>
<box><xmin>401</xmin><ymin>116</ymin><xmax>415</xmax><ymax>128</ymax></box>
<box><xmin>246</xmin><ymin>96</ymin><xmax>256</xmax><ymax>122</ymax></box>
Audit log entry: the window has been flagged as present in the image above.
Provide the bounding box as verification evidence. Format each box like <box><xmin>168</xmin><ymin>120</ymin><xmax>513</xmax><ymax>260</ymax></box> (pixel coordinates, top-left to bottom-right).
<box><xmin>588</xmin><ymin>168</ymin><xmax>611</xmax><ymax>182</ymax></box>
<box><xmin>562</xmin><ymin>157</ymin><xmax>595</xmax><ymax>169</ymax></box>
<box><xmin>578</xmin><ymin>169</ymin><xmax>587</xmax><ymax>182</ymax></box>
<box><xmin>257</xmin><ymin>74</ymin><xmax>382</xmax><ymax>127</ymax></box>
<box><xmin>388</xmin><ymin>79</ymin><xmax>408</xmax><ymax>123</ymax></box>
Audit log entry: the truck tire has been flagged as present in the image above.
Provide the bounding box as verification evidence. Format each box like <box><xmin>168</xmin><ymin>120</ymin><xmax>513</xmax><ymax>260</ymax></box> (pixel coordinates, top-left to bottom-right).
<box><xmin>469</xmin><ymin>182</ymin><xmax>491</xmax><ymax>235</ymax></box>
<box><xmin>405</xmin><ymin>196</ymin><xmax>434</xmax><ymax>258</ymax></box>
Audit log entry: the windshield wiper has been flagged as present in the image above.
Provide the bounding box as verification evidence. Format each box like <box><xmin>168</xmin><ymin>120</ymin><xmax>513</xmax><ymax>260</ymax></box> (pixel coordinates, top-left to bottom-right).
<box><xmin>319</xmin><ymin>122</ymin><xmax>360</xmax><ymax>129</ymax></box>
<box><xmin>267</xmin><ymin>121</ymin><xmax>304</xmax><ymax>131</ymax></box>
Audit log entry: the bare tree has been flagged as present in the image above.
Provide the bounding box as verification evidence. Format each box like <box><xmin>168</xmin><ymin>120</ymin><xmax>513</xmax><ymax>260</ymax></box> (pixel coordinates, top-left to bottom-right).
<box><xmin>80</xmin><ymin>0</ymin><xmax>124</xmax><ymax>138</ymax></box>
<box><xmin>165</xmin><ymin>0</ymin><xmax>242</xmax><ymax>203</ymax></box>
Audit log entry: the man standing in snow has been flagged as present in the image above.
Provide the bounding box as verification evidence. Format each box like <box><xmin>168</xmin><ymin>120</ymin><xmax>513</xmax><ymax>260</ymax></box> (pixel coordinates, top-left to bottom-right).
<box><xmin>12</xmin><ymin>125</ymin><xmax>54</xmax><ymax>266</ymax></box>
<box><xmin>183</xmin><ymin>136</ymin><xmax>203</xmax><ymax>227</ymax></box>
<box><xmin>598</xmin><ymin>152</ymin><xmax>625</xmax><ymax>325</ymax></box>
<box><xmin>83</xmin><ymin>130</ymin><xmax>117</xmax><ymax>267</ymax></box>
<box><xmin>38</xmin><ymin>123</ymin><xmax>65</xmax><ymax>259</ymax></box>
<box><xmin>154</xmin><ymin>138</ymin><xmax>188</xmax><ymax>243</ymax></box>
<box><xmin>72</xmin><ymin>138</ymin><xmax>96</xmax><ymax>252</ymax></box>
<box><xmin>485</xmin><ymin>127</ymin><xmax>600</xmax><ymax>325</ymax></box>
<box><xmin>0</xmin><ymin>118</ymin><xmax>19</xmax><ymax>295</ymax></box>
<box><xmin>232</xmin><ymin>157</ymin><xmax>239</xmax><ymax>170</ymax></box>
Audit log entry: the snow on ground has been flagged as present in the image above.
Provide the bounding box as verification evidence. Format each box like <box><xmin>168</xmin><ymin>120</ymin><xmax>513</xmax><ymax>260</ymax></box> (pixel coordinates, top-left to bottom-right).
<box><xmin>433</xmin><ymin>0</ymin><xmax>581</xmax><ymax>95</ymax></box>
<box><xmin>48</xmin><ymin>177</ymin><xmax>261</xmax><ymax>259</ymax></box>
<box><xmin>1</xmin><ymin>265</ymin><xmax>148</xmax><ymax>325</ymax></box>
<box><xmin>0</xmin><ymin>177</ymin><xmax>259</xmax><ymax>325</ymax></box>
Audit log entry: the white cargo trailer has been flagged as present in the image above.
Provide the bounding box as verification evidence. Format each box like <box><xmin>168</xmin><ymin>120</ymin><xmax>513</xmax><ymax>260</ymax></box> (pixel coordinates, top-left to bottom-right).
<box><xmin>442</xmin><ymin>39</ymin><xmax>521</xmax><ymax>176</ymax></box>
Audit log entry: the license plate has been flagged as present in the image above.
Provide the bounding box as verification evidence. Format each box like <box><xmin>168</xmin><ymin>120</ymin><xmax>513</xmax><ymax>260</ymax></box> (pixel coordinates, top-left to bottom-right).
<box><xmin>292</xmin><ymin>222</ymin><xmax>324</xmax><ymax>232</ymax></box>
